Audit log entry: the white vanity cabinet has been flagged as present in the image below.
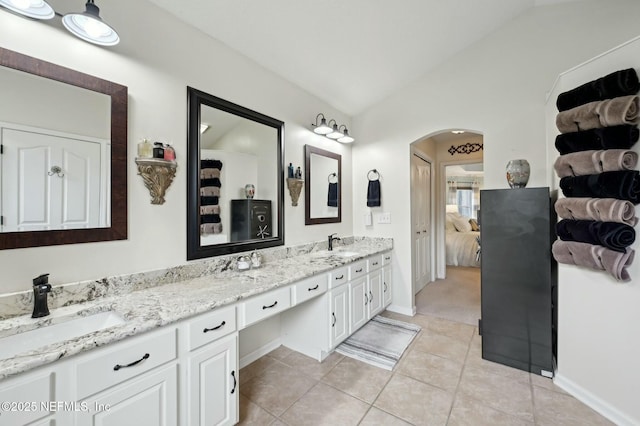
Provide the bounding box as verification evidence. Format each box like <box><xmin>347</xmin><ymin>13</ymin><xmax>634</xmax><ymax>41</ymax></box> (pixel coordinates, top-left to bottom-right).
<box><xmin>382</xmin><ymin>253</ymin><xmax>393</xmax><ymax>307</ymax></box>
<box><xmin>329</xmin><ymin>281</ymin><xmax>350</xmax><ymax>348</ymax></box>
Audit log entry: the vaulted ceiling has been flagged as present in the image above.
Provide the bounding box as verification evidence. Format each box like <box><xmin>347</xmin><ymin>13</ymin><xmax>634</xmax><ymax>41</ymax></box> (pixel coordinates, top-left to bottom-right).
<box><xmin>148</xmin><ymin>0</ymin><xmax>586</xmax><ymax>116</ymax></box>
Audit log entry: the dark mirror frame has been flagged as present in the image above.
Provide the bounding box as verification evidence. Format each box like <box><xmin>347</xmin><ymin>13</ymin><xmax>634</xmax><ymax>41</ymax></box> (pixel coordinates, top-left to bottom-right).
<box><xmin>305</xmin><ymin>145</ymin><xmax>342</xmax><ymax>225</ymax></box>
<box><xmin>186</xmin><ymin>87</ymin><xmax>285</xmax><ymax>260</ymax></box>
<box><xmin>0</xmin><ymin>47</ymin><xmax>128</xmax><ymax>250</ymax></box>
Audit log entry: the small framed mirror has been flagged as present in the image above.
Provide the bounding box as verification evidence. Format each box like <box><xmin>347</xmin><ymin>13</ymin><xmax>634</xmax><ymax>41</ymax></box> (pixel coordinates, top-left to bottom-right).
<box><xmin>187</xmin><ymin>87</ymin><xmax>284</xmax><ymax>260</ymax></box>
<box><xmin>305</xmin><ymin>145</ymin><xmax>341</xmax><ymax>225</ymax></box>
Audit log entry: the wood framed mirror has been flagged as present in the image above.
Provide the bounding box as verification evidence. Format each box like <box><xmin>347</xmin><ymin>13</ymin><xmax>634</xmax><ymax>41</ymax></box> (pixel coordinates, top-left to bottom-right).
<box><xmin>0</xmin><ymin>47</ymin><xmax>128</xmax><ymax>250</ymax></box>
<box><xmin>305</xmin><ymin>145</ymin><xmax>341</xmax><ymax>225</ymax></box>
<box><xmin>186</xmin><ymin>87</ymin><xmax>284</xmax><ymax>260</ymax></box>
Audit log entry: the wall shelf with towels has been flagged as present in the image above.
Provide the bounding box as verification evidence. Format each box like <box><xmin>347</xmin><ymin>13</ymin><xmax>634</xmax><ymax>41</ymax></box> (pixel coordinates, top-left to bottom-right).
<box><xmin>135</xmin><ymin>158</ymin><xmax>177</xmax><ymax>205</ymax></box>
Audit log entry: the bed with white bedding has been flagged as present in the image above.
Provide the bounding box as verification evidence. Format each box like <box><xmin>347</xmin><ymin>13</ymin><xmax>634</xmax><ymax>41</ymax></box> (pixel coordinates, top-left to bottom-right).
<box><xmin>445</xmin><ymin>213</ymin><xmax>480</xmax><ymax>267</ymax></box>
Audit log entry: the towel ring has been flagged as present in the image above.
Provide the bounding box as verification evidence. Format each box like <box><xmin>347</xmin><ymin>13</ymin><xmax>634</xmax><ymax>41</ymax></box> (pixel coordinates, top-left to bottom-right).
<box><xmin>328</xmin><ymin>172</ymin><xmax>338</xmax><ymax>183</ymax></box>
<box><xmin>367</xmin><ymin>169</ymin><xmax>380</xmax><ymax>181</ymax></box>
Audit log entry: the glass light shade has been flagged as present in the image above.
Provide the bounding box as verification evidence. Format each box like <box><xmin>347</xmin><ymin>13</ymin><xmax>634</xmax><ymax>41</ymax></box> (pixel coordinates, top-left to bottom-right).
<box><xmin>326</xmin><ymin>124</ymin><xmax>344</xmax><ymax>139</ymax></box>
<box><xmin>62</xmin><ymin>1</ymin><xmax>119</xmax><ymax>46</ymax></box>
<box><xmin>313</xmin><ymin>117</ymin><xmax>332</xmax><ymax>135</ymax></box>
<box><xmin>0</xmin><ymin>0</ymin><xmax>54</xmax><ymax>19</ymax></box>
<box><xmin>337</xmin><ymin>130</ymin><xmax>354</xmax><ymax>143</ymax></box>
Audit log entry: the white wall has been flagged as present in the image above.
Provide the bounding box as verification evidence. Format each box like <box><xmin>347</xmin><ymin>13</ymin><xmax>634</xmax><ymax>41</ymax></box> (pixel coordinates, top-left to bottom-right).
<box><xmin>0</xmin><ymin>0</ymin><xmax>353</xmax><ymax>294</ymax></box>
<box><xmin>545</xmin><ymin>36</ymin><xmax>640</xmax><ymax>426</ymax></box>
<box><xmin>352</xmin><ymin>0</ymin><xmax>640</xmax><ymax>315</ymax></box>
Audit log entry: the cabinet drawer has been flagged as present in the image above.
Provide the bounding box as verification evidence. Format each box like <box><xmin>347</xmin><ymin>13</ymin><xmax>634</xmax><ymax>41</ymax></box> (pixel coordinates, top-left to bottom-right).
<box><xmin>292</xmin><ymin>274</ymin><xmax>328</xmax><ymax>305</ymax></box>
<box><xmin>330</xmin><ymin>266</ymin><xmax>348</xmax><ymax>288</ymax></box>
<box><xmin>382</xmin><ymin>252</ymin><xmax>392</xmax><ymax>266</ymax></box>
<box><xmin>368</xmin><ymin>255</ymin><xmax>383</xmax><ymax>272</ymax></box>
<box><xmin>349</xmin><ymin>260</ymin><xmax>367</xmax><ymax>280</ymax></box>
<box><xmin>76</xmin><ymin>327</ymin><xmax>177</xmax><ymax>399</ymax></box>
<box><xmin>188</xmin><ymin>304</ymin><xmax>237</xmax><ymax>351</ymax></box>
<box><xmin>238</xmin><ymin>286</ymin><xmax>291</xmax><ymax>329</ymax></box>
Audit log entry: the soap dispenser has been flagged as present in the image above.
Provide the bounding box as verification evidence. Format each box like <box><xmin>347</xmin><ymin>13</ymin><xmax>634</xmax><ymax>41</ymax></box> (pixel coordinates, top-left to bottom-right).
<box><xmin>32</xmin><ymin>273</ymin><xmax>52</xmax><ymax>318</ymax></box>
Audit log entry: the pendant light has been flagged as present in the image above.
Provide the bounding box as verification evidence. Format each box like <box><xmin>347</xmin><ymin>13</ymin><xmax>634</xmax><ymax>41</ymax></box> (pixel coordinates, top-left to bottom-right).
<box><xmin>62</xmin><ymin>0</ymin><xmax>119</xmax><ymax>46</ymax></box>
<box><xmin>312</xmin><ymin>113</ymin><xmax>332</xmax><ymax>135</ymax></box>
<box><xmin>0</xmin><ymin>0</ymin><xmax>54</xmax><ymax>19</ymax></box>
<box><xmin>337</xmin><ymin>125</ymin><xmax>354</xmax><ymax>143</ymax></box>
<box><xmin>326</xmin><ymin>120</ymin><xmax>344</xmax><ymax>139</ymax></box>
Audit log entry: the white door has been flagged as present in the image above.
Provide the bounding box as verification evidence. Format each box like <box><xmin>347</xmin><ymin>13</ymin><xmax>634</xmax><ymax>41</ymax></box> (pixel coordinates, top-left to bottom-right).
<box><xmin>411</xmin><ymin>153</ymin><xmax>432</xmax><ymax>294</ymax></box>
<box><xmin>367</xmin><ymin>270</ymin><xmax>384</xmax><ymax>318</ymax></box>
<box><xmin>188</xmin><ymin>334</ymin><xmax>238</xmax><ymax>426</ymax></box>
<box><xmin>349</xmin><ymin>277</ymin><xmax>368</xmax><ymax>332</ymax></box>
<box><xmin>1</xmin><ymin>126</ymin><xmax>103</xmax><ymax>232</ymax></box>
<box><xmin>329</xmin><ymin>284</ymin><xmax>349</xmax><ymax>348</ymax></box>
<box><xmin>76</xmin><ymin>364</ymin><xmax>178</xmax><ymax>426</ymax></box>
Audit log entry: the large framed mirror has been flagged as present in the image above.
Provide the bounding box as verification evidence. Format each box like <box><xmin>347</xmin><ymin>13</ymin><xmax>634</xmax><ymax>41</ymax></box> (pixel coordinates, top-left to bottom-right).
<box><xmin>305</xmin><ymin>145</ymin><xmax>341</xmax><ymax>225</ymax></box>
<box><xmin>0</xmin><ymin>47</ymin><xmax>128</xmax><ymax>250</ymax></box>
<box><xmin>186</xmin><ymin>87</ymin><xmax>284</xmax><ymax>260</ymax></box>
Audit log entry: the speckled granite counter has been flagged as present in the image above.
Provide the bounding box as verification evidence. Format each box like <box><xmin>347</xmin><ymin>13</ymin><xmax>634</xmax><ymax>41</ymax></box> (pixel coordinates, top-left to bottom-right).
<box><xmin>0</xmin><ymin>237</ymin><xmax>392</xmax><ymax>380</ymax></box>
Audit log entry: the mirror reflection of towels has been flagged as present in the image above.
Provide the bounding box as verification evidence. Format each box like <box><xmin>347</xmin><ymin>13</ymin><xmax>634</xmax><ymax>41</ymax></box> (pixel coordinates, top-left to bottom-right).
<box><xmin>328</xmin><ymin>182</ymin><xmax>338</xmax><ymax>207</ymax></box>
<box><xmin>367</xmin><ymin>180</ymin><xmax>381</xmax><ymax>207</ymax></box>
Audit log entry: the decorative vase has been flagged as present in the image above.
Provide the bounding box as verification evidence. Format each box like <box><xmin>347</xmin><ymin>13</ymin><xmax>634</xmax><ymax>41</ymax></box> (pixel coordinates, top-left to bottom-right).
<box><xmin>245</xmin><ymin>184</ymin><xmax>255</xmax><ymax>199</ymax></box>
<box><xmin>506</xmin><ymin>159</ymin><xmax>530</xmax><ymax>188</ymax></box>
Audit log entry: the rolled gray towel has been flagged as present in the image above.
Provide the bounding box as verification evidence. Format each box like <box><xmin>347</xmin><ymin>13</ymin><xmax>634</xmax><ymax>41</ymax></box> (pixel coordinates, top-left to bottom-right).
<box><xmin>553</xmin><ymin>149</ymin><xmax>638</xmax><ymax>177</ymax></box>
<box><xmin>555</xmin><ymin>197</ymin><xmax>638</xmax><ymax>226</ymax></box>
<box><xmin>556</xmin><ymin>95</ymin><xmax>639</xmax><ymax>133</ymax></box>
<box><xmin>552</xmin><ymin>240</ymin><xmax>634</xmax><ymax>282</ymax></box>
<box><xmin>200</xmin><ymin>186</ymin><xmax>221</xmax><ymax>197</ymax></box>
<box><xmin>199</xmin><ymin>204</ymin><xmax>220</xmax><ymax>215</ymax></box>
<box><xmin>200</xmin><ymin>223</ymin><xmax>223</xmax><ymax>235</ymax></box>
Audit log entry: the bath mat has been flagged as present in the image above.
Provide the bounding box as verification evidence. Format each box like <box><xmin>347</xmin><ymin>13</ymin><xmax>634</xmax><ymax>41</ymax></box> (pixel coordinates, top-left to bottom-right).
<box><xmin>336</xmin><ymin>315</ymin><xmax>421</xmax><ymax>371</ymax></box>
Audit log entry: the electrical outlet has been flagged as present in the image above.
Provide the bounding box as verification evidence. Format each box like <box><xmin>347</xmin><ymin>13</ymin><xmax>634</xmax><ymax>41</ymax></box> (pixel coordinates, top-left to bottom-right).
<box><xmin>378</xmin><ymin>212</ymin><xmax>391</xmax><ymax>224</ymax></box>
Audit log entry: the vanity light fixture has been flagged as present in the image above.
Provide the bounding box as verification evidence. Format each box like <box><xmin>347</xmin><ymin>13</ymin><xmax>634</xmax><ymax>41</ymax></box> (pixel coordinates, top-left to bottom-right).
<box><xmin>310</xmin><ymin>113</ymin><xmax>356</xmax><ymax>143</ymax></box>
<box><xmin>337</xmin><ymin>125</ymin><xmax>354</xmax><ymax>143</ymax></box>
<box><xmin>0</xmin><ymin>0</ymin><xmax>54</xmax><ymax>19</ymax></box>
<box><xmin>326</xmin><ymin>119</ymin><xmax>344</xmax><ymax>139</ymax></box>
<box><xmin>312</xmin><ymin>113</ymin><xmax>332</xmax><ymax>135</ymax></box>
<box><xmin>62</xmin><ymin>0</ymin><xmax>120</xmax><ymax>46</ymax></box>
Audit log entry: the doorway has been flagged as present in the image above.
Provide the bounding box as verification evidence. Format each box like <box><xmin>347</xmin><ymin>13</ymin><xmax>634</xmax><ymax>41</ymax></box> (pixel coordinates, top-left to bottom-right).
<box><xmin>410</xmin><ymin>149</ymin><xmax>433</xmax><ymax>296</ymax></box>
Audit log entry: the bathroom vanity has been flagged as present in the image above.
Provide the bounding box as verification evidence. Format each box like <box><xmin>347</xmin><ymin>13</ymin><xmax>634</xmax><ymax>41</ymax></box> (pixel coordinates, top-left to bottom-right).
<box><xmin>0</xmin><ymin>239</ymin><xmax>392</xmax><ymax>426</ymax></box>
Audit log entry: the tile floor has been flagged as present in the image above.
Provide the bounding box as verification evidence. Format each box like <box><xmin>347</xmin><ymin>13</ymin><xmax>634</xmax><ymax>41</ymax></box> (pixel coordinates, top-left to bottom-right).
<box><xmin>238</xmin><ymin>311</ymin><xmax>613</xmax><ymax>425</ymax></box>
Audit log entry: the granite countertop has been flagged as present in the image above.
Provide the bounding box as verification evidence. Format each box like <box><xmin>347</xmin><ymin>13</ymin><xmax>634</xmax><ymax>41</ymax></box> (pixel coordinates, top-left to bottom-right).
<box><xmin>0</xmin><ymin>239</ymin><xmax>392</xmax><ymax>381</ymax></box>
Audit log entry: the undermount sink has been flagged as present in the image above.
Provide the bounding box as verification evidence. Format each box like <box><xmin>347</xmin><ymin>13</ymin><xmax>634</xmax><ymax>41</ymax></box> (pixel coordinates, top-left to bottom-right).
<box><xmin>0</xmin><ymin>311</ymin><xmax>126</xmax><ymax>359</ymax></box>
<box><xmin>330</xmin><ymin>250</ymin><xmax>360</xmax><ymax>257</ymax></box>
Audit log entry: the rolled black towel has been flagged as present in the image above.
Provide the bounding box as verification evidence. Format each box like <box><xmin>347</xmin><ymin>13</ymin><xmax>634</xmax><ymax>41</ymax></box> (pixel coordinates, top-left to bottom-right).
<box><xmin>201</xmin><ymin>178</ymin><xmax>222</xmax><ymax>188</ymax></box>
<box><xmin>327</xmin><ymin>182</ymin><xmax>338</xmax><ymax>207</ymax></box>
<box><xmin>556</xmin><ymin>68</ymin><xmax>640</xmax><ymax>111</ymax></box>
<box><xmin>367</xmin><ymin>179</ymin><xmax>381</xmax><ymax>207</ymax></box>
<box><xmin>201</xmin><ymin>214</ymin><xmax>221</xmax><ymax>224</ymax></box>
<box><xmin>559</xmin><ymin>170</ymin><xmax>640</xmax><ymax>203</ymax></box>
<box><xmin>556</xmin><ymin>219</ymin><xmax>635</xmax><ymax>252</ymax></box>
<box><xmin>201</xmin><ymin>159</ymin><xmax>223</xmax><ymax>170</ymax></box>
<box><xmin>200</xmin><ymin>195</ymin><xmax>219</xmax><ymax>206</ymax></box>
<box><xmin>555</xmin><ymin>125</ymin><xmax>639</xmax><ymax>154</ymax></box>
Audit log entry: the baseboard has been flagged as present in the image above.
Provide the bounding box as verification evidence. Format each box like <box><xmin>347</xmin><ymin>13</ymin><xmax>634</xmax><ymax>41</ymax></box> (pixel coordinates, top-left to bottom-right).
<box><xmin>239</xmin><ymin>337</ymin><xmax>282</xmax><ymax>369</ymax></box>
<box><xmin>386</xmin><ymin>304</ymin><xmax>416</xmax><ymax>317</ymax></box>
<box><xmin>554</xmin><ymin>373</ymin><xmax>638</xmax><ymax>426</ymax></box>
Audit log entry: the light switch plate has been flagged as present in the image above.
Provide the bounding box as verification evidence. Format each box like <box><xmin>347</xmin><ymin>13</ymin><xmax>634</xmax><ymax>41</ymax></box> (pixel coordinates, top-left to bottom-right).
<box><xmin>378</xmin><ymin>212</ymin><xmax>391</xmax><ymax>224</ymax></box>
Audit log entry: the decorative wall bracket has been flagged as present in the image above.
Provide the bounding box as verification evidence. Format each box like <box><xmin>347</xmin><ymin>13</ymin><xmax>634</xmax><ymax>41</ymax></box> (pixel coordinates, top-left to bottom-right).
<box><xmin>135</xmin><ymin>158</ymin><xmax>177</xmax><ymax>204</ymax></box>
<box><xmin>286</xmin><ymin>178</ymin><xmax>304</xmax><ymax>206</ymax></box>
<box><xmin>448</xmin><ymin>142</ymin><xmax>483</xmax><ymax>155</ymax></box>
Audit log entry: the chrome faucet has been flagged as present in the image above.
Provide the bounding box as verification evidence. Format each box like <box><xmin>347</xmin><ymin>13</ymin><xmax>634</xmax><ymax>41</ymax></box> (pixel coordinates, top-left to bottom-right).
<box><xmin>32</xmin><ymin>273</ymin><xmax>52</xmax><ymax>318</ymax></box>
<box><xmin>328</xmin><ymin>233</ymin><xmax>341</xmax><ymax>251</ymax></box>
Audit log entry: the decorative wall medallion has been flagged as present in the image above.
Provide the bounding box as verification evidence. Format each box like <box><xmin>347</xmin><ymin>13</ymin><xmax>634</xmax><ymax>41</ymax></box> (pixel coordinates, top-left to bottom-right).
<box><xmin>448</xmin><ymin>142</ymin><xmax>483</xmax><ymax>155</ymax></box>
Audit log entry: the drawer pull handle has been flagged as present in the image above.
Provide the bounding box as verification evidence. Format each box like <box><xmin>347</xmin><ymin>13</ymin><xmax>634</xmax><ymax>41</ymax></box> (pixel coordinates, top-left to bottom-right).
<box><xmin>356</xmin><ymin>268</ymin><xmax>363</xmax><ymax>273</ymax></box>
<box><xmin>384</xmin><ymin>282</ymin><xmax>388</xmax><ymax>292</ymax></box>
<box><xmin>369</xmin><ymin>291</ymin><xmax>373</xmax><ymax>303</ymax></box>
<box><xmin>335</xmin><ymin>274</ymin><xmax>344</xmax><ymax>280</ymax></box>
<box><xmin>364</xmin><ymin>294</ymin><xmax>368</xmax><ymax>306</ymax></box>
<box><xmin>113</xmin><ymin>353</ymin><xmax>150</xmax><ymax>371</ymax></box>
<box><xmin>262</xmin><ymin>301</ymin><xmax>278</xmax><ymax>310</ymax></box>
<box><xmin>231</xmin><ymin>370</ymin><xmax>237</xmax><ymax>394</ymax></box>
<box><xmin>308</xmin><ymin>284</ymin><xmax>319</xmax><ymax>291</ymax></box>
<box><xmin>203</xmin><ymin>320</ymin><xmax>226</xmax><ymax>333</ymax></box>
<box><xmin>332</xmin><ymin>312</ymin><xmax>336</xmax><ymax>327</ymax></box>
